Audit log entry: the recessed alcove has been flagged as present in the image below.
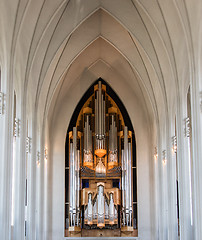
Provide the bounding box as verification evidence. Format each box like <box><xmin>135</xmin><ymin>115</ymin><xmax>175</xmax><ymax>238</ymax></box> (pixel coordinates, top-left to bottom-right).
<box><xmin>64</xmin><ymin>79</ymin><xmax>137</xmax><ymax>238</ymax></box>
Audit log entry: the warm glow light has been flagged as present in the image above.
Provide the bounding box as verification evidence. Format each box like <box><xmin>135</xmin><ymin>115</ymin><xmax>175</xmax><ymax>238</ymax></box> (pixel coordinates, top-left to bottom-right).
<box><xmin>95</xmin><ymin>149</ymin><xmax>107</xmax><ymax>158</ymax></box>
<box><xmin>95</xmin><ymin>159</ymin><xmax>106</xmax><ymax>174</ymax></box>
<box><xmin>172</xmin><ymin>136</ymin><xmax>177</xmax><ymax>154</ymax></box>
<box><xmin>154</xmin><ymin>147</ymin><xmax>158</xmax><ymax>161</ymax></box>
<box><xmin>162</xmin><ymin>150</ymin><xmax>166</xmax><ymax>165</ymax></box>
<box><xmin>172</xmin><ymin>145</ymin><xmax>177</xmax><ymax>154</ymax></box>
<box><xmin>154</xmin><ymin>153</ymin><xmax>158</xmax><ymax>161</ymax></box>
<box><xmin>44</xmin><ymin>147</ymin><xmax>48</xmax><ymax>162</ymax></box>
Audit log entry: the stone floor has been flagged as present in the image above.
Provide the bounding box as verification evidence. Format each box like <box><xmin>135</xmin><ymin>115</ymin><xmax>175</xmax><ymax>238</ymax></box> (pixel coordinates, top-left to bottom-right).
<box><xmin>65</xmin><ymin>238</ymin><xmax>138</xmax><ymax>240</ymax></box>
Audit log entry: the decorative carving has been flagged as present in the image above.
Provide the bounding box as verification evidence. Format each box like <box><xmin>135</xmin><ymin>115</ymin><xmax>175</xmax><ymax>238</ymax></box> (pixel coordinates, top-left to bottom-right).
<box><xmin>172</xmin><ymin>136</ymin><xmax>177</xmax><ymax>153</ymax></box>
<box><xmin>26</xmin><ymin>137</ymin><xmax>32</xmax><ymax>153</ymax></box>
<box><xmin>0</xmin><ymin>92</ymin><xmax>5</xmax><ymax>115</ymax></box>
<box><xmin>185</xmin><ymin>117</ymin><xmax>190</xmax><ymax>137</ymax></box>
<box><xmin>14</xmin><ymin>118</ymin><xmax>20</xmax><ymax>137</ymax></box>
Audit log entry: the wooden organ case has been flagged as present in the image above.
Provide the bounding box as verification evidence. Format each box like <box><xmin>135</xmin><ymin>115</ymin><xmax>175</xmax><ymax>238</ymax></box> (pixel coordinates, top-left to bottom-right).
<box><xmin>65</xmin><ymin>81</ymin><xmax>137</xmax><ymax>237</ymax></box>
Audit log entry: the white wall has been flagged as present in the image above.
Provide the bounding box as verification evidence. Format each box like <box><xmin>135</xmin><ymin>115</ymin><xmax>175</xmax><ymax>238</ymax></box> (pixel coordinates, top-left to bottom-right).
<box><xmin>47</xmin><ymin>61</ymin><xmax>156</xmax><ymax>240</ymax></box>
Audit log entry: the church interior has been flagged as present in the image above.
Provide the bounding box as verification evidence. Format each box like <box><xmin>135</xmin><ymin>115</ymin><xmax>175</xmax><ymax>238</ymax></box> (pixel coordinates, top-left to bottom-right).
<box><xmin>0</xmin><ymin>1</ymin><xmax>202</xmax><ymax>240</ymax></box>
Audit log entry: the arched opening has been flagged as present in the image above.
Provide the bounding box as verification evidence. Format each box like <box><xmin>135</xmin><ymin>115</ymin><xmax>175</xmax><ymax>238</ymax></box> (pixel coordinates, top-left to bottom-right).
<box><xmin>65</xmin><ymin>79</ymin><xmax>137</xmax><ymax>237</ymax></box>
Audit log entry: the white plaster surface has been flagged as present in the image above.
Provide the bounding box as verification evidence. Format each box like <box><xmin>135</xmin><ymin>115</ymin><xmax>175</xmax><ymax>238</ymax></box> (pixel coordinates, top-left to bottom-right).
<box><xmin>0</xmin><ymin>1</ymin><xmax>202</xmax><ymax>240</ymax></box>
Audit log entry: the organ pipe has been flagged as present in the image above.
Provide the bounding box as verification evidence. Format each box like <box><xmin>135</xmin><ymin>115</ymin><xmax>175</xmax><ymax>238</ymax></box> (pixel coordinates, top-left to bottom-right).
<box><xmin>98</xmin><ymin>81</ymin><xmax>102</xmax><ymax>137</ymax></box>
<box><xmin>121</xmin><ymin>149</ymin><xmax>126</xmax><ymax>225</ymax></box>
<box><xmin>95</xmin><ymin>81</ymin><xmax>106</xmax><ymax>154</ymax></box>
<box><xmin>109</xmin><ymin>114</ymin><xmax>118</xmax><ymax>164</ymax></box>
<box><xmin>89</xmin><ymin>124</ymin><xmax>92</xmax><ymax>151</ymax></box>
<box><xmin>109</xmin><ymin>193</ymin><xmax>115</xmax><ymax>224</ymax></box>
<box><xmin>69</xmin><ymin>127</ymin><xmax>81</xmax><ymax>228</ymax></box>
<box><xmin>112</xmin><ymin>115</ymin><xmax>114</xmax><ymax>151</ymax></box>
<box><xmin>124</xmin><ymin>126</ymin><xmax>129</xmax><ymax>213</ymax></box>
<box><xmin>103</xmin><ymin>100</ymin><xmax>105</xmax><ymax>134</ymax></box>
<box><xmin>105</xmin><ymin>200</ymin><xmax>109</xmax><ymax>219</ymax></box>
<box><xmin>97</xmin><ymin>184</ymin><xmax>105</xmax><ymax>227</ymax></box>
<box><xmin>96</xmin><ymin>91</ymin><xmax>98</xmax><ymax>144</ymax></box>
<box><xmin>67</xmin><ymin>81</ymin><xmax>136</xmax><ymax>233</ymax></box>
<box><xmin>93</xmin><ymin>198</ymin><xmax>97</xmax><ymax>219</ymax></box>
<box><xmin>69</xmin><ymin>142</ymin><xmax>73</xmax><ymax>225</ymax></box>
<box><xmin>73</xmin><ymin>127</ymin><xmax>77</xmax><ymax>219</ymax></box>
<box><xmin>128</xmin><ymin>142</ymin><xmax>132</xmax><ymax>226</ymax></box>
<box><xmin>76</xmin><ymin>150</ymin><xmax>80</xmax><ymax>225</ymax></box>
<box><xmin>95</xmin><ymin>97</ymin><xmax>97</xmax><ymax>136</ymax></box>
<box><xmin>84</xmin><ymin>114</ymin><xmax>93</xmax><ymax>166</ymax></box>
<box><xmin>121</xmin><ymin>126</ymin><xmax>133</xmax><ymax>227</ymax></box>
<box><xmin>87</xmin><ymin>193</ymin><xmax>93</xmax><ymax>224</ymax></box>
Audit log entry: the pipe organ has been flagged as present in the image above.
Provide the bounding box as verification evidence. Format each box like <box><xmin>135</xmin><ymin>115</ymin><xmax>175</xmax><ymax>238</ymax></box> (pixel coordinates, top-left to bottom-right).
<box><xmin>66</xmin><ymin>81</ymin><xmax>136</xmax><ymax>236</ymax></box>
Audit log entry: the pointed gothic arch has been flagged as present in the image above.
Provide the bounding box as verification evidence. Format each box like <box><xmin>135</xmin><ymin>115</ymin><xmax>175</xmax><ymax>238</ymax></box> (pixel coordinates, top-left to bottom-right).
<box><xmin>65</xmin><ymin>79</ymin><xmax>137</xmax><ymax>237</ymax></box>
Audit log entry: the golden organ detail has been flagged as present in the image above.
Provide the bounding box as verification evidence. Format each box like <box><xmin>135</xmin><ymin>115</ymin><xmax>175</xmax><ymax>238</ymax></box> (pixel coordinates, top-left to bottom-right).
<box><xmin>65</xmin><ymin>81</ymin><xmax>137</xmax><ymax>237</ymax></box>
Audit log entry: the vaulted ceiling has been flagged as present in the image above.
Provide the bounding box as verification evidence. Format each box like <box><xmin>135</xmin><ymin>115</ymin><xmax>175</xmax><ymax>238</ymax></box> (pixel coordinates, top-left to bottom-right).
<box><xmin>0</xmin><ymin>0</ymin><xmax>201</xmax><ymax>134</ymax></box>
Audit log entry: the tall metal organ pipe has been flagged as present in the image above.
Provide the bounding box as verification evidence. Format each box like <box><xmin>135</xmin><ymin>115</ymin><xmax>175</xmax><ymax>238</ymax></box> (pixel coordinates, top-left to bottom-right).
<box><xmin>76</xmin><ymin>150</ymin><xmax>80</xmax><ymax>226</ymax></box>
<box><xmin>69</xmin><ymin>142</ymin><xmax>73</xmax><ymax>225</ymax></box>
<box><xmin>96</xmin><ymin>91</ymin><xmax>98</xmax><ymax>149</ymax></box>
<box><xmin>128</xmin><ymin>142</ymin><xmax>132</xmax><ymax>226</ymax></box>
<box><xmin>95</xmin><ymin>81</ymin><xmax>105</xmax><ymax>150</ymax></box>
<box><xmin>103</xmin><ymin>100</ymin><xmax>105</xmax><ymax>134</ymax></box>
<box><xmin>87</xmin><ymin>193</ymin><xmax>93</xmax><ymax>224</ymax></box>
<box><xmin>84</xmin><ymin>114</ymin><xmax>93</xmax><ymax>165</ymax></box>
<box><xmin>97</xmin><ymin>184</ymin><xmax>105</xmax><ymax>227</ymax></box>
<box><xmin>109</xmin><ymin>114</ymin><xmax>118</xmax><ymax>164</ymax></box>
<box><xmin>109</xmin><ymin>193</ymin><xmax>115</xmax><ymax>224</ymax></box>
<box><xmin>121</xmin><ymin>149</ymin><xmax>126</xmax><ymax>225</ymax></box>
<box><xmin>98</xmin><ymin>81</ymin><xmax>102</xmax><ymax>138</ymax></box>
<box><xmin>122</xmin><ymin>126</ymin><xmax>133</xmax><ymax>227</ymax></box>
<box><xmin>73</xmin><ymin>127</ymin><xmax>77</xmax><ymax>225</ymax></box>
<box><xmin>69</xmin><ymin>127</ymin><xmax>80</xmax><ymax>227</ymax></box>
<box><xmin>124</xmin><ymin>126</ymin><xmax>129</xmax><ymax>216</ymax></box>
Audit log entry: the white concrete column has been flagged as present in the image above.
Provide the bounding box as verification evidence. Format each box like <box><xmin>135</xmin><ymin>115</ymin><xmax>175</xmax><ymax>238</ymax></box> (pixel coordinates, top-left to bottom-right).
<box><xmin>184</xmin><ymin>117</ymin><xmax>194</xmax><ymax>234</ymax></box>
<box><xmin>189</xmin><ymin>79</ymin><xmax>202</xmax><ymax>240</ymax></box>
<box><xmin>177</xmin><ymin>116</ymin><xmax>193</xmax><ymax>240</ymax></box>
<box><xmin>0</xmin><ymin>94</ymin><xmax>6</xmax><ymax>237</ymax></box>
<box><xmin>162</xmin><ymin>149</ymin><xmax>168</xmax><ymax>240</ymax></box>
<box><xmin>167</xmin><ymin>136</ymin><xmax>178</xmax><ymax>240</ymax></box>
<box><xmin>27</xmin><ymin>118</ymin><xmax>37</xmax><ymax>240</ymax></box>
<box><xmin>157</xmin><ymin>142</ymin><xmax>164</xmax><ymax>240</ymax></box>
<box><xmin>35</xmin><ymin>145</ymin><xmax>45</xmax><ymax>240</ymax></box>
<box><xmin>44</xmin><ymin>131</ymin><xmax>51</xmax><ymax>240</ymax></box>
<box><xmin>26</xmin><ymin>134</ymin><xmax>33</xmax><ymax>240</ymax></box>
<box><xmin>13</xmin><ymin>117</ymin><xmax>22</xmax><ymax>239</ymax></box>
<box><xmin>43</xmin><ymin>141</ymin><xmax>48</xmax><ymax>240</ymax></box>
<box><xmin>38</xmin><ymin>141</ymin><xmax>45</xmax><ymax>240</ymax></box>
<box><xmin>0</xmin><ymin>89</ymin><xmax>13</xmax><ymax>240</ymax></box>
<box><xmin>197</xmin><ymin>89</ymin><xmax>202</xmax><ymax>239</ymax></box>
<box><xmin>13</xmin><ymin>113</ymin><xmax>27</xmax><ymax>240</ymax></box>
<box><xmin>36</xmin><ymin>150</ymin><xmax>41</xmax><ymax>240</ymax></box>
<box><xmin>154</xmin><ymin>146</ymin><xmax>159</xmax><ymax>240</ymax></box>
